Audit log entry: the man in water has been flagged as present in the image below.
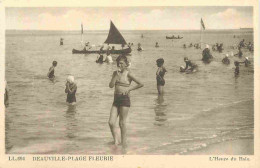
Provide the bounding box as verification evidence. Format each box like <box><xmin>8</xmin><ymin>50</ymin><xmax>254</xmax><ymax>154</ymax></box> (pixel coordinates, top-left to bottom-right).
<box><xmin>47</xmin><ymin>61</ymin><xmax>58</xmax><ymax>79</ymax></box>
<box><xmin>202</xmin><ymin>44</ymin><xmax>213</xmax><ymax>62</ymax></box>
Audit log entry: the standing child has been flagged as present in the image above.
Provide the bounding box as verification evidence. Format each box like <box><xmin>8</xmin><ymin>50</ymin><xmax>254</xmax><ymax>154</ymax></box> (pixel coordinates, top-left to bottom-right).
<box><xmin>108</xmin><ymin>55</ymin><xmax>143</xmax><ymax>147</ymax></box>
<box><xmin>65</xmin><ymin>76</ymin><xmax>77</xmax><ymax>105</ymax></box>
<box><xmin>47</xmin><ymin>61</ymin><xmax>58</xmax><ymax>79</ymax></box>
<box><xmin>156</xmin><ymin>58</ymin><xmax>167</xmax><ymax>95</ymax></box>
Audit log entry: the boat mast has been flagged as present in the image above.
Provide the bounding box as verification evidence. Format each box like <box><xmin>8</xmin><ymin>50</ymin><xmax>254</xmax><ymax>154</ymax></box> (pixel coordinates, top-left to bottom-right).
<box><xmin>81</xmin><ymin>23</ymin><xmax>83</xmax><ymax>46</ymax></box>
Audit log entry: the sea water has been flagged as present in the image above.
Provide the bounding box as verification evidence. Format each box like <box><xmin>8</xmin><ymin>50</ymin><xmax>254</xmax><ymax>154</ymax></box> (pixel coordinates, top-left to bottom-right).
<box><xmin>5</xmin><ymin>29</ymin><xmax>254</xmax><ymax>154</ymax></box>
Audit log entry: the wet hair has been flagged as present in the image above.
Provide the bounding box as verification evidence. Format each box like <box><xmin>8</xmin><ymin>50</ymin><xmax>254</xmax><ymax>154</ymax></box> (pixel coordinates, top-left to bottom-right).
<box><xmin>156</xmin><ymin>58</ymin><xmax>164</xmax><ymax>66</ymax></box>
<box><xmin>184</xmin><ymin>57</ymin><xmax>188</xmax><ymax>61</ymax></box>
<box><xmin>116</xmin><ymin>55</ymin><xmax>130</xmax><ymax>67</ymax></box>
<box><xmin>52</xmin><ymin>61</ymin><xmax>57</xmax><ymax>66</ymax></box>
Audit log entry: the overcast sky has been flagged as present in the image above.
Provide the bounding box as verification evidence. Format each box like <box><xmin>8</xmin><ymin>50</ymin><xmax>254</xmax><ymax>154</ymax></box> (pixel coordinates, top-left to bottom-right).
<box><xmin>5</xmin><ymin>7</ymin><xmax>253</xmax><ymax>30</ymax></box>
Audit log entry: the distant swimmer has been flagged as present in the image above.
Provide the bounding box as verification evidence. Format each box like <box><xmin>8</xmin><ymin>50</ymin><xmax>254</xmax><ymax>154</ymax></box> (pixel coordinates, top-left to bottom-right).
<box><xmin>189</xmin><ymin>43</ymin><xmax>193</xmax><ymax>47</ymax></box>
<box><xmin>4</xmin><ymin>80</ymin><xmax>9</xmax><ymax>107</ymax></box>
<box><xmin>47</xmin><ymin>61</ymin><xmax>58</xmax><ymax>79</ymax></box>
<box><xmin>239</xmin><ymin>39</ymin><xmax>245</xmax><ymax>48</ymax></box>
<box><xmin>202</xmin><ymin>44</ymin><xmax>213</xmax><ymax>63</ymax></box>
<box><xmin>217</xmin><ymin>43</ymin><xmax>224</xmax><ymax>53</ymax></box>
<box><xmin>222</xmin><ymin>54</ymin><xmax>230</xmax><ymax>65</ymax></box>
<box><xmin>60</xmin><ymin>38</ymin><xmax>63</xmax><ymax>46</ymax></box>
<box><xmin>65</xmin><ymin>75</ymin><xmax>77</xmax><ymax>105</ymax></box>
<box><xmin>183</xmin><ymin>44</ymin><xmax>186</xmax><ymax>48</ymax></box>
<box><xmin>137</xmin><ymin>43</ymin><xmax>143</xmax><ymax>51</ymax></box>
<box><xmin>181</xmin><ymin>57</ymin><xmax>198</xmax><ymax>73</ymax></box>
<box><xmin>156</xmin><ymin>58</ymin><xmax>167</xmax><ymax>95</ymax></box>
<box><xmin>108</xmin><ymin>55</ymin><xmax>144</xmax><ymax>147</ymax></box>
<box><xmin>234</xmin><ymin>47</ymin><xmax>243</xmax><ymax>58</ymax></box>
<box><xmin>155</xmin><ymin>42</ymin><xmax>159</xmax><ymax>48</ymax></box>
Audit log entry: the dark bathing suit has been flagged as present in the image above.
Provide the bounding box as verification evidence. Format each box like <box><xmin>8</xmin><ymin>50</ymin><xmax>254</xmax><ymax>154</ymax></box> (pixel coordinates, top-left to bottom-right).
<box><xmin>48</xmin><ymin>69</ymin><xmax>54</xmax><ymax>78</ymax></box>
<box><xmin>67</xmin><ymin>86</ymin><xmax>77</xmax><ymax>103</ymax></box>
<box><xmin>113</xmin><ymin>71</ymin><xmax>131</xmax><ymax>107</ymax></box>
<box><xmin>156</xmin><ymin>67</ymin><xmax>166</xmax><ymax>86</ymax></box>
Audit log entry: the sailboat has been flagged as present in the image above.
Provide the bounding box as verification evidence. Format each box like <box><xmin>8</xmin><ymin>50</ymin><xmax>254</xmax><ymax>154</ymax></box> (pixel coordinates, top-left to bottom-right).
<box><xmin>72</xmin><ymin>21</ymin><xmax>131</xmax><ymax>54</ymax></box>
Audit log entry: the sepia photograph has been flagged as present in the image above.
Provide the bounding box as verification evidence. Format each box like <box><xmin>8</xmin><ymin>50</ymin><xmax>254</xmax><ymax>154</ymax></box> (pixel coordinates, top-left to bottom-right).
<box><xmin>1</xmin><ymin>0</ymin><xmax>259</xmax><ymax>167</ymax></box>
<box><xmin>4</xmin><ymin>6</ymin><xmax>255</xmax><ymax>155</ymax></box>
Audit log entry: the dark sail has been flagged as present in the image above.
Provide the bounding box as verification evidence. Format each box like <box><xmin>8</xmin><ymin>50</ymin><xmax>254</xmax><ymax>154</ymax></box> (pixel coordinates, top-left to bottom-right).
<box><xmin>104</xmin><ymin>21</ymin><xmax>127</xmax><ymax>45</ymax></box>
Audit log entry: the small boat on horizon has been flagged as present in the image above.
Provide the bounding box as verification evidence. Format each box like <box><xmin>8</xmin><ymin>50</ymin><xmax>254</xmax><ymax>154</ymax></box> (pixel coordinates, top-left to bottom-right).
<box><xmin>166</xmin><ymin>35</ymin><xmax>183</xmax><ymax>39</ymax></box>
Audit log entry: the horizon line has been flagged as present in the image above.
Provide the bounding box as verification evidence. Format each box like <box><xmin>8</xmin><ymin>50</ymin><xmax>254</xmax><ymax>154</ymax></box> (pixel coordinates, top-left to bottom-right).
<box><xmin>5</xmin><ymin>28</ymin><xmax>254</xmax><ymax>31</ymax></box>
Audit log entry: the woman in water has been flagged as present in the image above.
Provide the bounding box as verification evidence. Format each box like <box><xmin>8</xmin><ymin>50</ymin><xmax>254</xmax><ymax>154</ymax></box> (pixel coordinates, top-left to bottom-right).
<box><xmin>108</xmin><ymin>55</ymin><xmax>144</xmax><ymax>147</ymax></box>
<box><xmin>156</xmin><ymin>58</ymin><xmax>167</xmax><ymax>95</ymax></box>
<box><xmin>65</xmin><ymin>75</ymin><xmax>77</xmax><ymax>105</ymax></box>
<box><xmin>47</xmin><ymin>61</ymin><xmax>57</xmax><ymax>79</ymax></box>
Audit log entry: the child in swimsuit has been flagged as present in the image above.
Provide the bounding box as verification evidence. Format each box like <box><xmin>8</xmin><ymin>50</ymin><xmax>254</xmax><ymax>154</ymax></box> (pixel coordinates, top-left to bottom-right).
<box><xmin>47</xmin><ymin>61</ymin><xmax>57</xmax><ymax>79</ymax></box>
<box><xmin>156</xmin><ymin>58</ymin><xmax>167</xmax><ymax>95</ymax></box>
<box><xmin>108</xmin><ymin>55</ymin><xmax>144</xmax><ymax>147</ymax></box>
<box><xmin>65</xmin><ymin>75</ymin><xmax>77</xmax><ymax>104</ymax></box>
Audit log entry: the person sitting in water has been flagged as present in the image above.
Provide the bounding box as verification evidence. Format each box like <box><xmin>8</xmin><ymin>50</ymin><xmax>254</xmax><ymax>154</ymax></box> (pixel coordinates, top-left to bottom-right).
<box><xmin>155</xmin><ymin>42</ymin><xmax>159</xmax><ymax>48</ymax></box>
<box><xmin>137</xmin><ymin>43</ymin><xmax>143</xmax><ymax>51</ymax></box>
<box><xmin>65</xmin><ymin>75</ymin><xmax>77</xmax><ymax>105</ymax></box>
<box><xmin>4</xmin><ymin>80</ymin><xmax>9</xmax><ymax>107</ymax></box>
<box><xmin>156</xmin><ymin>58</ymin><xmax>167</xmax><ymax>95</ymax></box>
<box><xmin>105</xmin><ymin>52</ymin><xmax>113</xmax><ymax>63</ymax></box>
<box><xmin>47</xmin><ymin>61</ymin><xmax>58</xmax><ymax>79</ymax></box>
<box><xmin>108</xmin><ymin>55</ymin><xmax>144</xmax><ymax>147</ymax></box>
<box><xmin>217</xmin><ymin>43</ymin><xmax>224</xmax><ymax>53</ymax></box>
<box><xmin>222</xmin><ymin>54</ymin><xmax>230</xmax><ymax>65</ymax></box>
<box><xmin>202</xmin><ymin>44</ymin><xmax>213</xmax><ymax>62</ymax></box>
<box><xmin>182</xmin><ymin>57</ymin><xmax>198</xmax><ymax>72</ymax></box>
<box><xmin>96</xmin><ymin>53</ymin><xmax>104</xmax><ymax>63</ymax></box>
<box><xmin>234</xmin><ymin>47</ymin><xmax>243</xmax><ymax>58</ymax></box>
<box><xmin>243</xmin><ymin>57</ymin><xmax>251</xmax><ymax>67</ymax></box>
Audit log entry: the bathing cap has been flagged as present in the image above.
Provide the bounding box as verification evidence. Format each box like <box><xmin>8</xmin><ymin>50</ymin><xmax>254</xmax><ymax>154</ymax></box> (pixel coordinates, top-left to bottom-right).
<box><xmin>67</xmin><ymin>75</ymin><xmax>74</xmax><ymax>83</ymax></box>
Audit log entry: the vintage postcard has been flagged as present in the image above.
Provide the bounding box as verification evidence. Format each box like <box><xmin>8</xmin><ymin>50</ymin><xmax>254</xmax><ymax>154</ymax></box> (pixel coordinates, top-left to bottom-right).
<box><xmin>0</xmin><ymin>0</ymin><xmax>259</xmax><ymax>167</ymax></box>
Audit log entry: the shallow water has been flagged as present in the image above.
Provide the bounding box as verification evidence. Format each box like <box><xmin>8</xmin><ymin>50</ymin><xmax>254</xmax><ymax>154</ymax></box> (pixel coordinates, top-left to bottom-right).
<box><xmin>5</xmin><ymin>29</ymin><xmax>254</xmax><ymax>154</ymax></box>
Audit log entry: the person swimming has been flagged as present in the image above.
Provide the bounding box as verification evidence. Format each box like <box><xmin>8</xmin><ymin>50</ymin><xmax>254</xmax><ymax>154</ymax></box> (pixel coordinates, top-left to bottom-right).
<box><xmin>244</xmin><ymin>57</ymin><xmax>251</xmax><ymax>67</ymax></box>
<box><xmin>222</xmin><ymin>54</ymin><xmax>230</xmax><ymax>65</ymax></box>
<box><xmin>137</xmin><ymin>43</ymin><xmax>143</xmax><ymax>51</ymax></box>
<box><xmin>182</xmin><ymin>57</ymin><xmax>198</xmax><ymax>72</ymax></box>
<box><xmin>65</xmin><ymin>75</ymin><xmax>77</xmax><ymax>105</ymax></box>
<box><xmin>96</xmin><ymin>54</ymin><xmax>104</xmax><ymax>63</ymax></box>
<box><xmin>108</xmin><ymin>55</ymin><xmax>143</xmax><ymax>147</ymax></box>
<box><xmin>156</xmin><ymin>58</ymin><xmax>167</xmax><ymax>95</ymax></box>
<box><xmin>155</xmin><ymin>42</ymin><xmax>159</xmax><ymax>48</ymax></box>
<box><xmin>47</xmin><ymin>61</ymin><xmax>57</xmax><ymax>79</ymax></box>
<box><xmin>202</xmin><ymin>44</ymin><xmax>213</xmax><ymax>62</ymax></box>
